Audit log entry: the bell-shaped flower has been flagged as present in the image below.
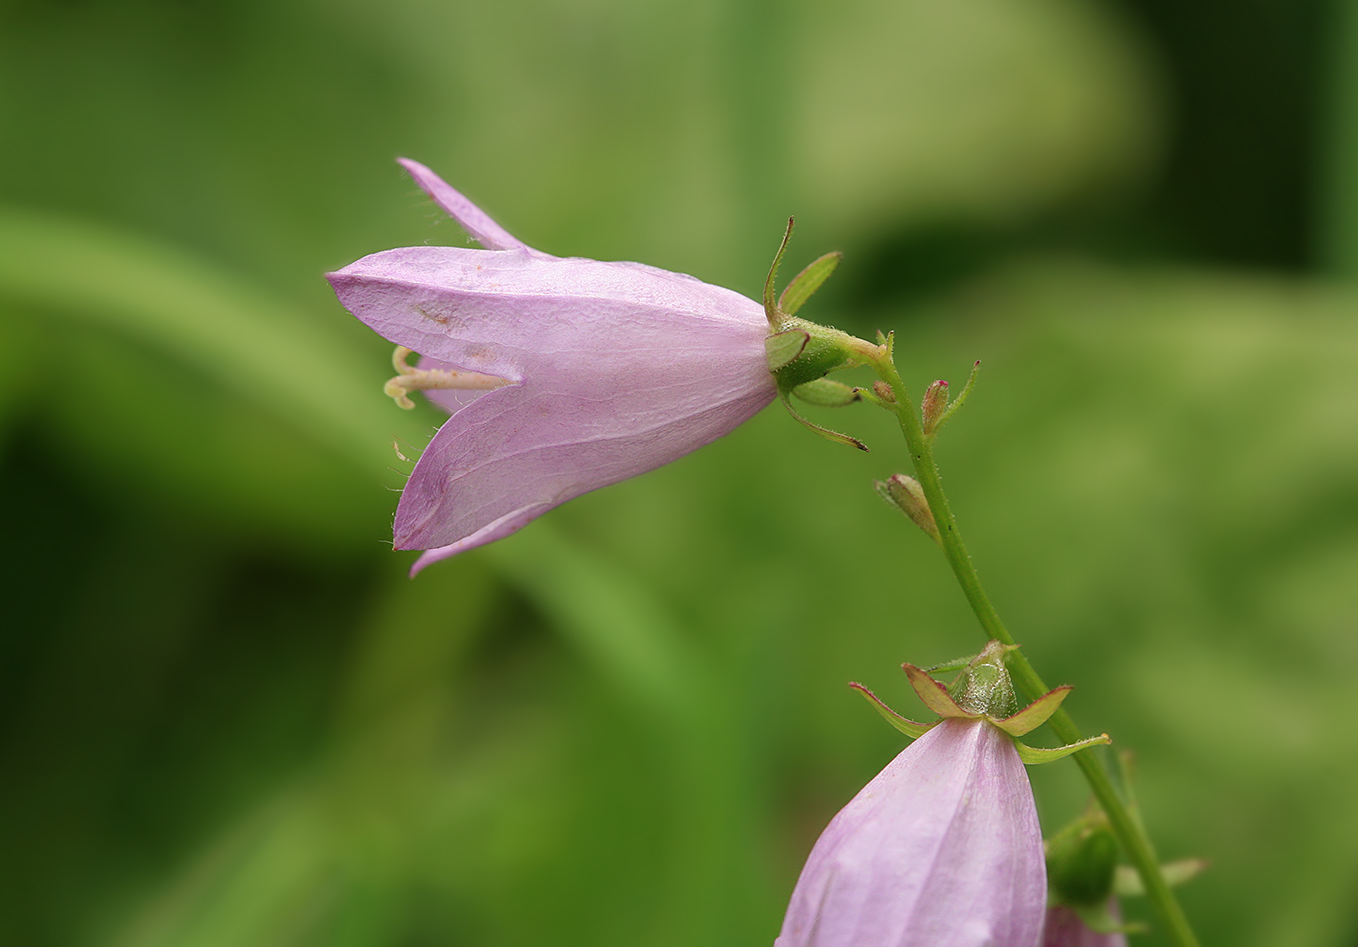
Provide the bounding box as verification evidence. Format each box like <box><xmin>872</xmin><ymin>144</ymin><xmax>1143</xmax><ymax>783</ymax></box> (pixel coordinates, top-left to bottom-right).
<box><xmin>777</xmin><ymin>643</ymin><xmax>1111</xmax><ymax>947</ymax></box>
<box><xmin>776</xmin><ymin>716</ymin><xmax>1046</xmax><ymax>947</ymax></box>
<box><xmin>328</xmin><ymin>159</ymin><xmax>778</xmax><ymax>572</ymax></box>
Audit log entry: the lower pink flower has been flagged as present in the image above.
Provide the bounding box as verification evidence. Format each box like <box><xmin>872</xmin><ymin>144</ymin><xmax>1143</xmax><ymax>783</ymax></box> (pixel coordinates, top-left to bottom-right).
<box><xmin>776</xmin><ymin>717</ymin><xmax>1046</xmax><ymax>947</ymax></box>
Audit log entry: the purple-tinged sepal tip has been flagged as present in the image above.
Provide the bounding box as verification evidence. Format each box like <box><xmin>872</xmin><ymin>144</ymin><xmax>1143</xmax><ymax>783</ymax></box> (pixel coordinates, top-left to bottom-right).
<box><xmin>922</xmin><ymin>360</ymin><xmax>982</xmax><ymax>439</ymax></box>
<box><xmin>894</xmin><ymin>641</ymin><xmax>1110</xmax><ymax>764</ymax></box>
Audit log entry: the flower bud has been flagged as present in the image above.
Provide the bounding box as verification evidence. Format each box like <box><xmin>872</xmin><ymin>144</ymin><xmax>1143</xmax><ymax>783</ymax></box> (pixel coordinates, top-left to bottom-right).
<box><xmin>1047</xmin><ymin>822</ymin><xmax>1119</xmax><ymax>908</ymax></box>
<box><xmin>921</xmin><ymin>379</ymin><xmax>949</xmax><ymax>434</ymax></box>
<box><xmin>875</xmin><ymin>474</ymin><xmax>939</xmax><ymax>543</ymax></box>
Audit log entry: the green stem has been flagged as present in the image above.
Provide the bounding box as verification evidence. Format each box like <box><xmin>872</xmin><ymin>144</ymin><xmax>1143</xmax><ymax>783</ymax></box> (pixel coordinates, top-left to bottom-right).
<box><xmin>869</xmin><ymin>350</ymin><xmax>1201</xmax><ymax>947</ymax></box>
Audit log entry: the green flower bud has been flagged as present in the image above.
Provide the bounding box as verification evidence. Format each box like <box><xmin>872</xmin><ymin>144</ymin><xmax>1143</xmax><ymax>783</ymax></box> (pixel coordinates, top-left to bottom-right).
<box><xmin>1048</xmin><ymin>821</ymin><xmax>1120</xmax><ymax>908</ymax></box>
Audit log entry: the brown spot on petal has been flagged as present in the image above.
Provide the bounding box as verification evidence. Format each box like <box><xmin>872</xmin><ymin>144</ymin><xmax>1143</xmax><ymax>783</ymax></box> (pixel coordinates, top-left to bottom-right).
<box><xmin>412</xmin><ymin>304</ymin><xmax>451</xmax><ymax>325</ymax></box>
<box><xmin>464</xmin><ymin>345</ymin><xmax>495</xmax><ymax>366</ymax></box>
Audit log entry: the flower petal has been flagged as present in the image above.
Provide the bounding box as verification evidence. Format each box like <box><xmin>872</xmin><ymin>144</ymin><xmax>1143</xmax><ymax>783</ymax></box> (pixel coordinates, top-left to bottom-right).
<box><xmin>409</xmin><ymin>503</ymin><xmax>553</xmax><ymax>575</ymax></box>
<box><xmin>777</xmin><ymin>719</ymin><xmax>1045</xmax><ymax>947</ymax></box>
<box><xmin>327</xmin><ymin>247</ymin><xmax>770</xmax><ymax>382</ymax></box>
<box><xmin>392</xmin><ymin>370</ymin><xmax>775</xmax><ymax>553</ymax></box>
<box><xmin>396</xmin><ymin>157</ymin><xmax>530</xmax><ymax>252</ymax></box>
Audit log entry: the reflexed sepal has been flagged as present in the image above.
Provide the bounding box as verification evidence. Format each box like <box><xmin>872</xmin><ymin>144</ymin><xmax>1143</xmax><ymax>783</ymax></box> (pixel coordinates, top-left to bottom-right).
<box><xmin>850</xmin><ymin>682</ymin><xmax>937</xmax><ymax>739</ymax></box>
<box><xmin>778</xmin><ymin>391</ymin><xmax>868</xmax><ymax>451</ymax></box>
<box><xmin>902</xmin><ymin>663</ymin><xmax>974</xmax><ymax>719</ymax></box>
<box><xmin>761</xmin><ymin>216</ymin><xmax>881</xmax><ymax>451</ymax></box>
<box><xmin>993</xmin><ymin>686</ymin><xmax>1072</xmax><ymax>736</ymax></box>
<box><xmin>794</xmin><ymin>378</ymin><xmax>861</xmax><ymax>407</ymax></box>
<box><xmin>1013</xmin><ymin>732</ymin><xmax>1111</xmax><ymax>765</ymax></box>
<box><xmin>780</xmin><ymin>251</ymin><xmax>842</xmax><ymax>317</ymax></box>
<box><xmin>903</xmin><ymin>640</ymin><xmax>1022</xmax><ymax>720</ymax></box>
<box><xmin>763</xmin><ymin>217</ymin><xmax>796</xmax><ymax>328</ymax></box>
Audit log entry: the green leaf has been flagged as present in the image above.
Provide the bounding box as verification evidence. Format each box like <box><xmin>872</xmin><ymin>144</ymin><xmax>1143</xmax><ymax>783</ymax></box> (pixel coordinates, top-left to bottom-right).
<box><xmin>778</xmin><ymin>251</ymin><xmax>842</xmax><ymax>316</ymax></box>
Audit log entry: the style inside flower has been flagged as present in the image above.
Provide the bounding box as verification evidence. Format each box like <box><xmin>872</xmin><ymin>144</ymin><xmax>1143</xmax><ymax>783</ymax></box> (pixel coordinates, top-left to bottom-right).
<box><xmin>327</xmin><ymin>159</ymin><xmax>778</xmax><ymax>572</ymax></box>
<box><xmin>777</xmin><ymin>643</ymin><xmax>1110</xmax><ymax>947</ymax></box>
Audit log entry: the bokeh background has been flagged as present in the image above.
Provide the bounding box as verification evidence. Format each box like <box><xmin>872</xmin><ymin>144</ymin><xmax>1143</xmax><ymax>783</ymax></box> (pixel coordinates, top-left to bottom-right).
<box><xmin>1</xmin><ymin>0</ymin><xmax>1355</xmax><ymax>944</ymax></box>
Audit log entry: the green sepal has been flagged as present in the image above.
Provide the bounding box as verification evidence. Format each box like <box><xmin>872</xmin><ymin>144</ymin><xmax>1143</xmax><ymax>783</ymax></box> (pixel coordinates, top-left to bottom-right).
<box><xmin>771</xmin><ymin>322</ymin><xmax>858</xmax><ymax>390</ymax></box>
<box><xmin>855</xmin><ymin>384</ymin><xmax>894</xmax><ymax>410</ymax></box>
<box><xmin>766</xmin><ymin>329</ymin><xmax>809</xmax><ymax>371</ymax></box>
<box><xmin>1013</xmin><ymin>732</ymin><xmax>1111</xmax><ymax>765</ymax></box>
<box><xmin>1115</xmin><ymin>859</ymin><xmax>1209</xmax><ymax>897</ymax></box>
<box><xmin>993</xmin><ymin>685</ymin><xmax>1072</xmax><ymax>736</ymax></box>
<box><xmin>762</xmin><ymin>217</ymin><xmax>795</xmax><ymax>327</ymax></box>
<box><xmin>779</xmin><ymin>251</ymin><xmax>842</xmax><ymax>316</ymax></box>
<box><xmin>850</xmin><ymin>682</ymin><xmax>936</xmax><ymax>739</ymax></box>
<box><xmin>777</xmin><ymin>391</ymin><xmax>868</xmax><ymax>451</ymax></box>
<box><xmin>793</xmin><ymin>377</ymin><xmax>861</xmax><ymax>407</ymax></box>
<box><xmin>924</xmin><ymin>654</ymin><xmax>980</xmax><ymax>676</ymax></box>
<box><xmin>902</xmin><ymin>663</ymin><xmax>974</xmax><ymax>719</ymax></box>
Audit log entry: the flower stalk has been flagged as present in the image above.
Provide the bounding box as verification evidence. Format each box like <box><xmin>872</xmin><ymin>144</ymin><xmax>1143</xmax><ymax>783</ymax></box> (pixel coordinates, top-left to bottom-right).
<box><xmin>861</xmin><ymin>344</ymin><xmax>1202</xmax><ymax>947</ymax></box>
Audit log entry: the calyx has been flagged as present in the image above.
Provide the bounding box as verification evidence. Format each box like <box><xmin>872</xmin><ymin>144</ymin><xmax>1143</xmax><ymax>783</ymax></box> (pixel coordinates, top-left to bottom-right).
<box><xmin>850</xmin><ymin>640</ymin><xmax>1111</xmax><ymax>765</ymax></box>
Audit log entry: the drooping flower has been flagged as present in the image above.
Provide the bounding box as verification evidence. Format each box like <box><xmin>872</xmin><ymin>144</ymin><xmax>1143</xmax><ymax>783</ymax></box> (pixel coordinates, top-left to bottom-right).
<box><xmin>777</xmin><ymin>642</ymin><xmax>1110</xmax><ymax>947</ymax></box>
<box><xmin>777</xmin><ymin>716</ymin><xmax>1046</xmax><ymax>947</ymax></box>
<box><xmin>328</xmin><ymin>159</ymin><xmax>779</xmax><ymax>572</ymax></box>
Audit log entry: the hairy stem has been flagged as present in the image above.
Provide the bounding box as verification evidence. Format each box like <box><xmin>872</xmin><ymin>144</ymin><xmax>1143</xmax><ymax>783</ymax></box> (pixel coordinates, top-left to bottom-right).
<box><xmin>868</xmin><ymin>351</ymin><xmax>1201</xmax><ymax>947</ymax></box>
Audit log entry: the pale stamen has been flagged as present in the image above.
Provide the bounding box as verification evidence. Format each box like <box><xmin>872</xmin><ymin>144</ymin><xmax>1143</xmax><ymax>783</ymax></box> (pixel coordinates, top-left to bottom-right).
<box><xmin>384</xmin><ymin>345</ymin><xmax>509</xmax><ymax>409</ymax></box>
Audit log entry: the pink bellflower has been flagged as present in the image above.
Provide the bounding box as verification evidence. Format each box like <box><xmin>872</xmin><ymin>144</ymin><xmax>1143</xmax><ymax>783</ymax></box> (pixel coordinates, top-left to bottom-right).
<box><xmin>328</xmin><ymin>160</ymin><xmax>778</xmax><ymax>572</ymax></box>
<box><xmin>777</xmin><ymin>642</ymin><xmax>1110</xmax><ymax>947</ymax></box>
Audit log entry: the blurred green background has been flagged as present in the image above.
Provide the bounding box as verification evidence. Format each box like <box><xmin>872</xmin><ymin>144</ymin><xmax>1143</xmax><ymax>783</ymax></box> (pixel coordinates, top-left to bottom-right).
<box><xmin>1</xmin><ymin>0</ymin><xmax>1354</xmax><ymax>944</ymax></box>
